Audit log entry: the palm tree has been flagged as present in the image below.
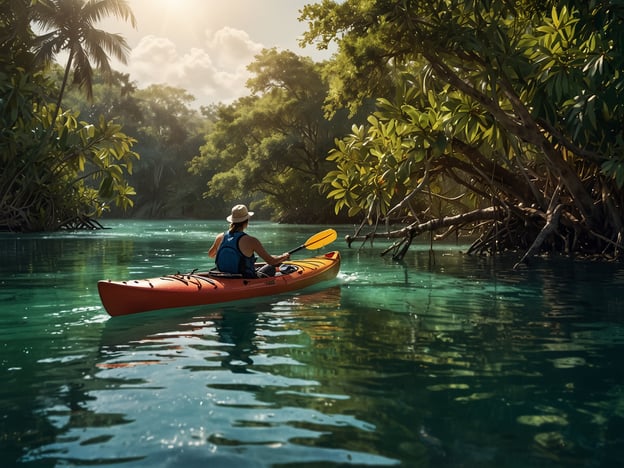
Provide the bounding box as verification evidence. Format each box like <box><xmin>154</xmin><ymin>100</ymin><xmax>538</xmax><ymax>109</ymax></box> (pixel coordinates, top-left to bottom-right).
<box><xmin>32</xmin><ymin>0</ymin><xmax>136</xmax><ymax>123</ymax></box>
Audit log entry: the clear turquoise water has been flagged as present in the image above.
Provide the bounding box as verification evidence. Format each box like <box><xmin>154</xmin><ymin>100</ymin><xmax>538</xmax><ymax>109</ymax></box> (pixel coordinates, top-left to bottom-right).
<box><xmin>1</xmin><ymin>220</ymin><xmax>624</xmax><ymax>467</ymax></box>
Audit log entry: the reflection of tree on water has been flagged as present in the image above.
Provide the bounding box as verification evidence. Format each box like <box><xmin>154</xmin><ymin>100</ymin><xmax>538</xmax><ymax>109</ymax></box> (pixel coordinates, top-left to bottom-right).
<box><xmin>213</xmin><ymin>311</ymin><xmax>258</xmax><ymax>372</ymax></box>
<box><xmin>20</xmin><ymin>288</ymin><xmax>354</xmax><ymax>464</ymax></box>
<box><xmin>214</xmin><ymin>287</ymin><xmax>344</xmax><ymax>372</ymax></box>
<box><xmin>98</xmin><ymin>286</ymin><xmax>343</xmax><ymax>370</ymax></box>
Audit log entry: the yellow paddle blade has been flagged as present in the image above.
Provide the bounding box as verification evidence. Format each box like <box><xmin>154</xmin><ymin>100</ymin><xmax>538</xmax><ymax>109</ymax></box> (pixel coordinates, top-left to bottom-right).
<box><xmin>304</xmin><ymin>229</ymin><xmax>338</xmax><ymax>250</ymax></box>
<box><xmin>289</xmin><ymin>229</ymin><xmax>338</xmax><ymax>254</ymax></box>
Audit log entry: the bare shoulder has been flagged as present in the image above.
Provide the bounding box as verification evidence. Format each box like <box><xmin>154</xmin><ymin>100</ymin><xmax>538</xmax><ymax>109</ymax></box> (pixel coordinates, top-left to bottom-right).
<box><xmin>237</xmin><ymin>233</ymin><xmax>260</xmax><ymax>257</ymax></box>
<box><xmin>241</xmin><ymin>234</ymin><xmax>261</xmax><ymax>247</ymax></box>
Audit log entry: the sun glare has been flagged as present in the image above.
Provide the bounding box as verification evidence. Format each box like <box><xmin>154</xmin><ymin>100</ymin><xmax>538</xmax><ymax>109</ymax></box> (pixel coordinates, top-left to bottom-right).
<box><xmin>153</xmin><ymin>0</ymin><xmax>182</xmax><ymax>13</ymax></box>
<box><xmin>151</xmin><ymin>0</ymin><xmax>201</xmax><ymax>14</ymax></box>
<box><xmin>138</xmin><ymin>0</ymin><xmax>214</xmax><ymax>26</ymax></box>
<box><xmin>127</xmin><ymin>0</ymin><xmax>235</xmax><ymax>42</ymax></box>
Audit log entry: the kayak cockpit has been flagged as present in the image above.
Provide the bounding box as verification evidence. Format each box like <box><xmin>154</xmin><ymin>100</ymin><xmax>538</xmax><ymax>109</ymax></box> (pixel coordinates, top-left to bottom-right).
<box><xmin>206</xmin><ymin>263</ymin><xmax>300</xmax><ymax>279</ymax></box>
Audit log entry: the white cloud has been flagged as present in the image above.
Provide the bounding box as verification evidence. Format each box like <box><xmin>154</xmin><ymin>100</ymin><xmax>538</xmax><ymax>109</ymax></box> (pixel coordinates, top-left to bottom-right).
<box><xmin>124</xmin><ymin>27</ymin><xmax>264</xmax><ymax>106</ymax></box>
<box><xmin>208</xmin><ymin>26</ymin><xmax>263</xmax><ymax>69</ymax></box>
<box><xmin>98</xmin><ymin>1</ymin><xmax>335</xmax><ymax>107</ymax></box>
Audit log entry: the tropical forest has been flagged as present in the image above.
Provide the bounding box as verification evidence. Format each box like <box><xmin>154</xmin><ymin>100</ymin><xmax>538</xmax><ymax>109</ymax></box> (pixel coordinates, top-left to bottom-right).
<box><xmin>3</xmin><ymin>3</ymin><xmax>624</xmax><ymax>466</ymax></box>
<box><xmin>2</xmin><ymin>0</ymin><xmax>624</xmax><ymax>264</ymax></box>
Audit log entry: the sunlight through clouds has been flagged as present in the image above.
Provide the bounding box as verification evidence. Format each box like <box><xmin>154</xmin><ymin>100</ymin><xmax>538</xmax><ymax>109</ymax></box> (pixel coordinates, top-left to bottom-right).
<box><xmin>128</xmin><ymin>27</ymin><xmax>262</xmax><ymax>105</ymax></box>
<box><xmin>101</xmin><ymin>0</ymin><xmax>329</xmax><ymax>107</ymax></box>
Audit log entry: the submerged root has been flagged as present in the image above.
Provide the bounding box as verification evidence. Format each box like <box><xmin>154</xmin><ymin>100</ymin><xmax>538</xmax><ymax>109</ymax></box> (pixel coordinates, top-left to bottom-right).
<box><xmin>346</xmin><ymin>203</ymin><xmax>624</xmax><ymax>266</ymax></box>
<box><xmin>58</xmin><ymin>215</ymin><xmax>106</xmax><ymax>230</ymax></box>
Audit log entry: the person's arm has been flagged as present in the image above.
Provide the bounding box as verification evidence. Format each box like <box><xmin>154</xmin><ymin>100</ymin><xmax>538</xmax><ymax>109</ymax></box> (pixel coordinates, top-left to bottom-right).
<box><xmin>242</xmin><ymin>235</ymin><xmax>290</xmax><ymax>265</ymax></box>
<box><xmin>208</xmin><ymin>233</ymin><xmax>223</xmax><ymax>258</ymax></box>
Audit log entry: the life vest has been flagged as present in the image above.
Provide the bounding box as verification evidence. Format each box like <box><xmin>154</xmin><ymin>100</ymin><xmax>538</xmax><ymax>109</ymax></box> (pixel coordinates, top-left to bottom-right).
<box><xmin>215</xmin><ymin>230</ymin><xmax>257</xmax><ymax>277</ymax></box>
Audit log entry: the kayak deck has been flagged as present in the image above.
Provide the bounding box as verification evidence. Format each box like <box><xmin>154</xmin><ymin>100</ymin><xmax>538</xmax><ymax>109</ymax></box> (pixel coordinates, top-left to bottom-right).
<box><xmin>98</xmin><ymin>251</ymin><xmax>340</xmax><ymax>316</ymax></box>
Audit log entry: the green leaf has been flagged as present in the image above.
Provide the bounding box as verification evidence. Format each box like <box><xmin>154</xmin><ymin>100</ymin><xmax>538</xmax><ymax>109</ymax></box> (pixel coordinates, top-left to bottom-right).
<box><xmin>98</xmin><ymin>176</ymin><xmax>114</xmax><ymax>199</ymax></box>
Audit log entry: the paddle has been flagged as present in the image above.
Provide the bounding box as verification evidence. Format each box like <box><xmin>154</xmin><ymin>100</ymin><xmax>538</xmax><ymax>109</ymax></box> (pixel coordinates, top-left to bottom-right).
<box><xmin>288</xmin><ymin>228</ymin><xmax>338</xmax><ymax>255</ymax></box>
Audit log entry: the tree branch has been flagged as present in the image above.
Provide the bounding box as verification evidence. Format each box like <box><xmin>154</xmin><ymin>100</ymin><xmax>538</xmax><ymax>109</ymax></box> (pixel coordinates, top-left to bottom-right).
<box><xmin>345</xmin><ymin>206</ymin><xmax>504</xmax><ymax>247</ymax></box>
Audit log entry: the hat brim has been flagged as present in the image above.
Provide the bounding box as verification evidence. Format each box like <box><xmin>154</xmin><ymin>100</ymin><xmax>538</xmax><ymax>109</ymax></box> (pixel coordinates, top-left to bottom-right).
<box><xmin>227</xmin><ymin>211</ymin><xmax>254</xmax><ymax>223</ymax></box>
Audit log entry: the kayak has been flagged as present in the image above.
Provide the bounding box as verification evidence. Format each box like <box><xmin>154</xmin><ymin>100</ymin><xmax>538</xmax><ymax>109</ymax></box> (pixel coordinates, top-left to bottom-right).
<box><xmin>97</xmin><ymin>251</ymin><xmax>340</xmax><ymax>316</ymax></box>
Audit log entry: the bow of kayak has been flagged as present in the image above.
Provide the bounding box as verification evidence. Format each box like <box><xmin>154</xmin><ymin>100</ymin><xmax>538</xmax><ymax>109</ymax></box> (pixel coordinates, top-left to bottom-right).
<box><xmin>98</xmin><ymin>251</ymin><xmax>340</xmax><ymax>316</ymax></box>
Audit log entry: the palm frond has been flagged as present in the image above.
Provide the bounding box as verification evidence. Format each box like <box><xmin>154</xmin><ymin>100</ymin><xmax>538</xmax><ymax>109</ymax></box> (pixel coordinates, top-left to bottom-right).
<box><xmin>72</xmin><ymin>47</ymin><xmax>95</xmax><ymax>100</ymax></box>
<box><xmin>85</xmin><ymin>28</ymin><xmax>131</xmax><ymax>65</ymax></box>
<box><xmin>31</xmin><ymin>0</ymin><xmax>136</xmax><ymax>106</ymax></box>
<box><xmin>32</xmin><ymin>31</ymin><xmax>64</xmax><ymax>65</ymax></box>
<box><xmin>83</xmin><ymin>0</ymin><xmax>137</xmax><ymax>28</ymax></box>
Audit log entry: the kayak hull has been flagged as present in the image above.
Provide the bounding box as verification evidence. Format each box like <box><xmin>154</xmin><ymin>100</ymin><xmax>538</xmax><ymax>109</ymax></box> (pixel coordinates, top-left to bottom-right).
<box><xmin>98</xmin><ymin>251</ymin><xmax>340</xmax><ymax>316</ymax></box>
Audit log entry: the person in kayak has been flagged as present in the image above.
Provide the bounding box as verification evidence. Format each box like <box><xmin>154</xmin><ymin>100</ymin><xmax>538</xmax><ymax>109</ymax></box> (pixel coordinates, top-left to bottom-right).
<box><xmin>208</xmin><ymin>204</ymin><xmax>290</xmax><ymax>277</ymax></box>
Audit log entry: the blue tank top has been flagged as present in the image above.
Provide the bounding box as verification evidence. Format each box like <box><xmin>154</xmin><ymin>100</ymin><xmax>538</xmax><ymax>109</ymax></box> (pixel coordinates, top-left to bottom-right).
<box><xmin>215</xmin><ymin>231</ymin><xmax>257</xmax><ymax>277</ymax></box>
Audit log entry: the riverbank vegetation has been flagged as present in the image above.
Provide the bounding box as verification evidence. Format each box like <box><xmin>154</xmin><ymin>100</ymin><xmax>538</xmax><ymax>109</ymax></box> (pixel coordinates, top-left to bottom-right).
<box><xmin>300</xmin><ymin>0</ymin><xmax>624</xmax><ymax>263</ymax></box>
<box><xmin>187</xmin><ymin>49</ymin><xmax>366</xmax><ymax>223</ymax></box>
<box><xmin>1</xmin><ymin>0</ymin><xmax>138</xmax><ymax>231</ymax></box>
<box><xmin>2</xmin><ymin>0</ymin><xmax>624</xmax><ymax>262</ymax></box>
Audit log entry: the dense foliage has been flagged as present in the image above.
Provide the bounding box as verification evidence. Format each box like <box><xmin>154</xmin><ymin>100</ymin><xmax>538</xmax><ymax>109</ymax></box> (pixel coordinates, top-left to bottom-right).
<box><xmin>189</xmin><ymin>49</ymin><xmax>362</xmax><ymax>223</ymax></box>
<box><xmin>301</xmin><ymin>0</ymin><xmax>624</xmax><ymax>262</ymax></box>
<box><xmin>0</xmin><ymin>0</ymin><xmax>138</xmax><ymax>231</ymax></box>
<box><xmin>64</xmin><ymin>76</ymin><xmax>213</xmax><ymax>219</ymax></box>
<box><xmin>1</xmin><ymin>0</ymin><xmax>360</xmax><ymax>229</ymax></box>
<box><xmin>5</xmin><ymin>0</ymin><xmax>624</xmax><ymax>265</ymax></box>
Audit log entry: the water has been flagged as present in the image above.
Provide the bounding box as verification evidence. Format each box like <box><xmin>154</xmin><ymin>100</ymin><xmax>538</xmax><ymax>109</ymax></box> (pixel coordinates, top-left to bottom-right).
<box><xmin>1</xmin><ymin>220</ymin><xmax>623</xmax><ymax>467</ymax></box>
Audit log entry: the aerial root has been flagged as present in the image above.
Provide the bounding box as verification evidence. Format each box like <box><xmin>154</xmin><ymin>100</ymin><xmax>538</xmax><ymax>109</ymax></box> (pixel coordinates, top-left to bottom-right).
<box><xmin>512</xmin><ymin>204</ymin><xmax>563</xmax><ymax>269</ymax></box>
<box><xmin>58</xmin><ymin>215</ymin><xmax>105</xmax><ymax>230</ymax></box>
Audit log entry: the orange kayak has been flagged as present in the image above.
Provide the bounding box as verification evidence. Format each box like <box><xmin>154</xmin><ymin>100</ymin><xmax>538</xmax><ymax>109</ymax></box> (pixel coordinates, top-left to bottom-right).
<box><xmin>98</xmin><ymin>251</ymin><xmax>340</xmax><ymax>316</ymax></box>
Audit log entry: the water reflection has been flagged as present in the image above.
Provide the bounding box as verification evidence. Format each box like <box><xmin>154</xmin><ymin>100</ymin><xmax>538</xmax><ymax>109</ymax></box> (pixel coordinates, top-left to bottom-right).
<box><xmin>3</xmin><ymin>223</ymin><xmax>624</xmax><ymax>466</ymax></box>
<box><xmin>327</xmin><ymin>251</ymin><xmax>624</xmax><ymax>466</ymax></box>
<box><xmin>22</xmin><ymin>287</ymin><xmax>399</xmax><ymax>466</ymax></box>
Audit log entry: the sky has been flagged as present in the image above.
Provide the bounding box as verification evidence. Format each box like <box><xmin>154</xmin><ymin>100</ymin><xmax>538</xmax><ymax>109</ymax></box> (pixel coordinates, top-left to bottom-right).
<box><xmin>98</xmin><ymin>0</ymin><xmax>332</xmax><ymax>107</ymax></box>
